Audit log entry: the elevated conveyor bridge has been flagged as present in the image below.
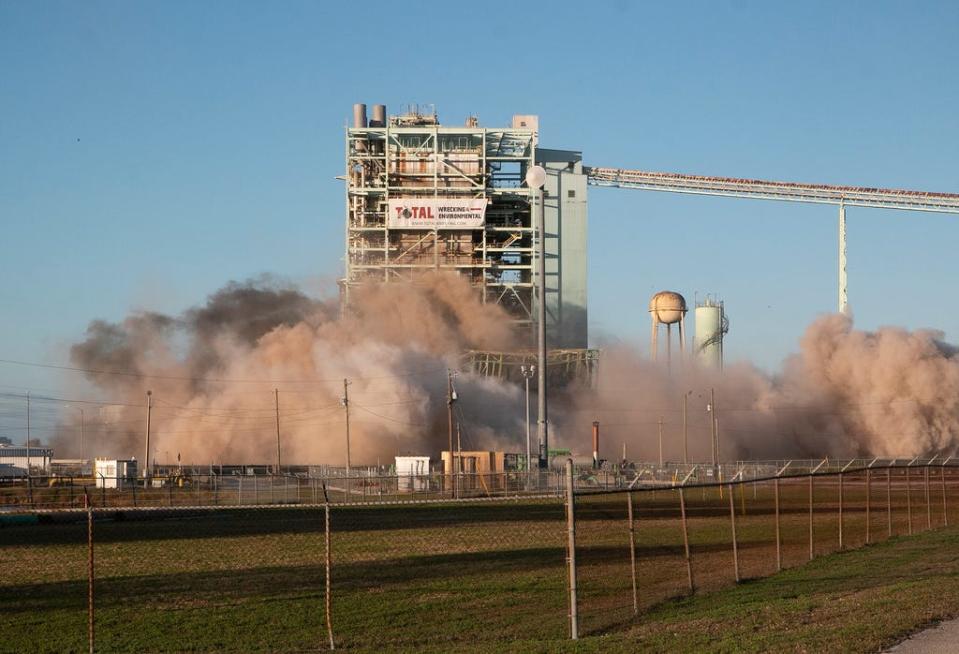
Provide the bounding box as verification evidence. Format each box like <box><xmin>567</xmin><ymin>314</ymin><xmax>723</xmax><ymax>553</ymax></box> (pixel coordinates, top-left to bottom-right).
<box><xmin>584</xmin><ymin>166</ymin><xmax>959</xmax><ymax>313</ymax></box>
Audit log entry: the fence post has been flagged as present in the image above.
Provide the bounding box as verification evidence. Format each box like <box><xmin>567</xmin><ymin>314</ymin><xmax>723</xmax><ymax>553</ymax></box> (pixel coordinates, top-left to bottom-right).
<box><xmin>774</xmin><ymin>478</ymin><xmax>781</xmax><ymax>572</ymax></box>
<box><xmin>838</xmin><ymin>472</ymin><xmax>844</xmax><ymax>550</ymax></box>
<box><xmin>324</xmin><ymin>501</ymin><xmax>335</xmax><ymax>650</ymax></box>
<box><xmin>942</xmin><ymin>467</ymin><xmax>949</xmax><ymax>527</ymax></box>
<box><xmin>865</xmin><ymin>468</ymin><xmax>871</xmax><ymax>544</ymax></box>
<box><xmin>678</xmin><ymin>487</ymin><xmax>694</xmax><ymax>593</ymax></box>
<box><xmin>626</xmin><ymin>492</ymin><xmax>638</xmax><ymax>615</ymax></box>
<box><xmin>887</xmin><ymin>467</ymin><xmax>893</xmax><ymax>537</ymax></box>
<box><xmin>565</xmin><ymin>459</ymin><xmax>578</xmax><ymax>640</ymax></box>
<box><xmin>728</xmin><ymin>483</ymin><xmax>740</xmax><ymax>583</ymax></box>
<box><xmin>925</xmin><ymin>466</ymin><xmax>931</xmax><ymax>530</ymax></box>
<box><xmin>808</xmin><ymin>475</ymin><xmax>814</xmax><ymax>560</ymax></box>
<box><xmin>906</xmin><ymin>467</ymin><xmax>913</xmax><ymax>535</ymax></box>
<box><xmin>84</xmin><ymin>492</ymin><xmax>95</xmax><ymax>654</ymax></box>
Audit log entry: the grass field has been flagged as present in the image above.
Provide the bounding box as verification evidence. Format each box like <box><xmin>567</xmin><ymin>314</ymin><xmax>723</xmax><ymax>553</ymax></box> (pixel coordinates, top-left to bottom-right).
<box><xmin>2</xmin><ymin>471</ymin><xmax>957</xmax><ymax>652</ymax></box>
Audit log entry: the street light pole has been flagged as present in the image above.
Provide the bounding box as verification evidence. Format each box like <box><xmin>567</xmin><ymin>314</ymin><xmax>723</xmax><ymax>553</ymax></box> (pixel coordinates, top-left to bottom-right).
<box><xmin>144</xmin><ymin>390</ymin><xmax>153</xmax><ymax>482</ymax></box>
<box><xmin>342</xmin><ymin>379</ymin><xmax>351</xmax><ymax>474</ymax></box>
<box><xmin>447</xmin><ymin>369</ymin><xmax>458</xmax><ymax>496</ymax></box>
<box><xmin>526</xmin><ymin>165</ymin><xmax>549</xmax><ymax>470</ymax></box>
<box><xmin>274</xmin><ymin>388</ymin><xmax>282</xmax><ymax>475</ymax></box>
<box><xmin>521</xmin><ymin>365</ymin><xmax>535</xmax><ymax>472</ymax></box>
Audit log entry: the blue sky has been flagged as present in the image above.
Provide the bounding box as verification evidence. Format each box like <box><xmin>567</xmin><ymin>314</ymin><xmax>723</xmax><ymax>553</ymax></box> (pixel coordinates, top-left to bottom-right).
<box><xmin>1</xmin><ymin>0</ymin><xmax>958</xmax><ymax>404</ymax></box>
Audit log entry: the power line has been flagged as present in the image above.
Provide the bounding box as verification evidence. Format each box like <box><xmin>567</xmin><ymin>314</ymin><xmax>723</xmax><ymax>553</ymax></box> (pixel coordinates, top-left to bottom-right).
<box><xmin>0</xmin><ymin>357</ymin><xmax>447</xmax><ymax>385</ymax></box>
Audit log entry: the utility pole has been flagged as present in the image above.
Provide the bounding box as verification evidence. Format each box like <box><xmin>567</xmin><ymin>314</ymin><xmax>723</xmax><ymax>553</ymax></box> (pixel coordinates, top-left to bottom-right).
<box><xmin>682</xmin><ymin>392</ymin><xmax>689</xmax><ymax>465</ymax></box>
<box><xmin>447</xmin><ymin>370</ymin><xmax>457</xmax><ymax>495</ymax></box>
<box><xmin>521</xmin><ymin>365</ymin><xmax>535</xmax><ymax>472</ymax></box>
<box><xmin>79</xmin><ymin>408</ymin><xmax>85</xmax><ymax>462</ymax></box>
<box><xmin>658</xmin><ymin>417</ymin><xmax>664</xmax><ymax>467</ymax></box>
<box><xmin>274</xmin><ymin>388</ymin><xmax>281</xmax><ymax>475</ymax></box>
<box><xmin>709</xmin><ymin>388</ymin><xmax>717</xmax><ymax>468</ymax></box>
<box><xmin>526</xmin><ymin>165</ymin><xmax>549</xmax><ymax>470</ymax></box>
<box><xmin>25</xmin><ymin>391</ymin><xmax>31</xmax><ymax>474</ymax></box>
<box><xmin>342</xmin><ymin>379</ymin><xmax>351</xmax><ymax>473</ymax></box>
<box><xmin>144</xmin><ymin>390</ymin><xmax>153</xmax><ymax>481</ymax></box>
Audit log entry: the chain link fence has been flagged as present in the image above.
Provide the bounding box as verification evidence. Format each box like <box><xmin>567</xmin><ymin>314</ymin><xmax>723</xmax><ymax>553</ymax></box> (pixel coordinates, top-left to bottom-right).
<box><xmin>1</xmin><ymin>462</ymin><xmax>956</xmax><ymax>651</ymax></box>
<box><xmin>0</xmin><ymin>471</ymin><xmax>567</xmax><ymax>511</ymax></box>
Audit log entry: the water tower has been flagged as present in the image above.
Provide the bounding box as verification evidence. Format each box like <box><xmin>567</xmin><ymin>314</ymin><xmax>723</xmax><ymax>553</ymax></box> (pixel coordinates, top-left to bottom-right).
<box><xmin>649</xmin><ymin>291</ymin><xmax>687</xmax><ymax>367</ymax></box>
<box><xmin>694</xmin><ymin>296</ymin><xmax>728</xmax><ymax>369</ymax></box>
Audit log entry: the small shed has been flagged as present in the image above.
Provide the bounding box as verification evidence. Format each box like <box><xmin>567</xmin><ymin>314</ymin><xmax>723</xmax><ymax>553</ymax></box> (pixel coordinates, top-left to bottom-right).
<box><xmin>94</xmin><ymin>459</ymin><xmax>138</xmax><ymax>489</ymax></box>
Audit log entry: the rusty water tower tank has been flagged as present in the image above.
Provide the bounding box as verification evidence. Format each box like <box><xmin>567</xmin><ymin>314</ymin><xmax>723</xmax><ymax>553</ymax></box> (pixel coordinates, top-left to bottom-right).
<box><xmin>649</xmin><ymin>291</ymin><xmax>687</xmax><ymax>367</ymax></box>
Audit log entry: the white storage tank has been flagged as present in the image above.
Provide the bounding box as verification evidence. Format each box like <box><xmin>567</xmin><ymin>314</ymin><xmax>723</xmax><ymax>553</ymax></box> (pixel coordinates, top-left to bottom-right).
<box><xmin>95</xmin><ymin>458</ymin><xmax>138</xmax><ymax>489</ymax></box>
<box><xmin>395</xmin><ymin>456</ymin><xmax>430</xmax><ymax>492</ymax></box>
<box><xmin>694</xmin><ymin>297</ymin><xmax>727</xmax><ymax>368</ymax></box>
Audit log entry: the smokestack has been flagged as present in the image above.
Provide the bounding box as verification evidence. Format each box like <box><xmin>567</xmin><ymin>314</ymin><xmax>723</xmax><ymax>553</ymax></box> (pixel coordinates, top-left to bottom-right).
<box><xmin>352</xmin><ymin>103</ymin><xmax>368</xmax><ymax>128</ymax></box>
<box><xmin>592</xmin><ymin>421</ymin><xmax>600</xmax><ymax>469</ymax></box>
<box><xmin>371</xmin><ymin>104</ymin><xmax>387</xmax><ymax>127</ymax></box>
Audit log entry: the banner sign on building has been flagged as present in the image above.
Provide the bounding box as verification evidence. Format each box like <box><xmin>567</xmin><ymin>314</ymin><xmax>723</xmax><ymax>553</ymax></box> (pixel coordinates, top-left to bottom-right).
<box><xmin>387</xmin><ymin>198</ymin><xmax>487</xmax><ymax>229</ymax></box>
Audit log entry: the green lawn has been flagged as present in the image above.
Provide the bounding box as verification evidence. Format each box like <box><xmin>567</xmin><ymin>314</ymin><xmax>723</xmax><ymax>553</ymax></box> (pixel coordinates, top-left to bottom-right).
<box><xmin>2</xmin><ymin>477</ymin><xmax>957</xmax><ymax>653</ymax></box>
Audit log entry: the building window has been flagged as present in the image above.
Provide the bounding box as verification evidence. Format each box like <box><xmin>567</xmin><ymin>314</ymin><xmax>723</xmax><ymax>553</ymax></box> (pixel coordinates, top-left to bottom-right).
<box><xmin>567</xmin><ymin>190</ymin><xmax>576</xmax><ymax>198</ymax></box>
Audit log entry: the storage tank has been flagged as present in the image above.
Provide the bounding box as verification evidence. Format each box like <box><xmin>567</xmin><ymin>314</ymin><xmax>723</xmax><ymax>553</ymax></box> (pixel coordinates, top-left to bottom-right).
<box><xmin>694</xmin><ymin>297</ymin><xmax>727</xmax><ymax>369</ymax></box>
<box><xmin>649</xmin><ymin>291</ymin><xmax>687</xmax><ymax>324</ymax></box>
<box><xmin>649</xmin><ymin>291</ymin><xmax>687</xmax><ymax>366</ymax></box>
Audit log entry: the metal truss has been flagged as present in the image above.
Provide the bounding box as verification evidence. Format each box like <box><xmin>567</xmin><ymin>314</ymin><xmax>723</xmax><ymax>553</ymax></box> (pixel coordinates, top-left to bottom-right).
<box><xmin>585</xmin><ymin>165</ymin><xmax>959</xmax><ymax>315</ymax></box>
<box><xmin>585</xmin><ymin>167</ymin><xmax>959</xmax><ymax>213</ymax></box>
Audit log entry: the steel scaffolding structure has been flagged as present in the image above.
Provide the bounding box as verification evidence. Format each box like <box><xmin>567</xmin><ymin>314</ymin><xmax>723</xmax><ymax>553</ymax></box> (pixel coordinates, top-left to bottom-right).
<box><xmin>343</xmin><ymin>108</ymin><xmax>540</xmax><ymax>328</ymax></box>
<box><xmin>462</xmin><ymin>348</ymin><xmax>598</xmax><ymax>386</ymax></box>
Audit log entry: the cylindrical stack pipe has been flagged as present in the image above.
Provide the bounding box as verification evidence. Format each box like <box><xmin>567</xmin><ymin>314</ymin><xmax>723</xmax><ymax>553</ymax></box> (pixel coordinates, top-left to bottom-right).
<box><xmin>352</xmin><ymin>103</ymin><xmax>368</xmax><ymax>128</ymax></box>
<box><xmin>592</xmin><ymin>421</ymin><xmax>600</xmax><ymax>469</ymax></box>
<box><xmin>371</xmin><ymin>104</ymin><xmax>386</xmax><ymax>127</ymax></box>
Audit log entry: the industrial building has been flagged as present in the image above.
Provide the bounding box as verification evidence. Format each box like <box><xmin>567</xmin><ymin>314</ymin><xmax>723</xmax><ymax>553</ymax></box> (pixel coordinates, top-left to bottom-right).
<box><xmin>0</xmin><ymin>444</ymin><xmax>52</xmax><ymax>475</ymax></box>
<box><xmin>342</xmin><ymin>105</ymin><xmax>592</xmax><ymax>378</ymax></box>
